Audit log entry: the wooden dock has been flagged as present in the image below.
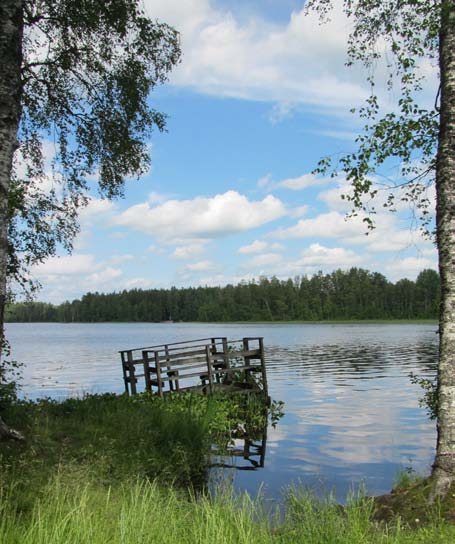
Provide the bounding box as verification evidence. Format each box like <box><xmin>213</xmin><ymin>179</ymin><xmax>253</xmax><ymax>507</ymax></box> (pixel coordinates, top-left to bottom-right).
<box><xmin>119</xmin><ymin>336</ymin><xmax>268</xmax><ymax>398</ymax></box>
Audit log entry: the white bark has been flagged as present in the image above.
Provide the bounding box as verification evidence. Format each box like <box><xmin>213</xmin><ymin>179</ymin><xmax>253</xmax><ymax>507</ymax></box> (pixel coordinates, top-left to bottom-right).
<box><xmin>0</xmin><ymin>0</ymin><xmax>23</xmax><ymax>360</ymax></box>
<box><xmin>431</xmin><ymin>0</ymin><xmax>455</xmax><ymax>500</ymax></box>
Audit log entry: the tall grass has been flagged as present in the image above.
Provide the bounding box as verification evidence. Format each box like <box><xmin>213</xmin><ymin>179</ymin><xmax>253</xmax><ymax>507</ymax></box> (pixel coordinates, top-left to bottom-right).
<box><xmin>1</xmin><ymin>474</ymin><xmax>454</xmax><ymax>544</ymax></box>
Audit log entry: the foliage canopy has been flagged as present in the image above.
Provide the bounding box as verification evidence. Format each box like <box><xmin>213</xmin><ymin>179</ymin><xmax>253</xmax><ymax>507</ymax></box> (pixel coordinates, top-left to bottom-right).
<box><xmin>7</xmin><ymin>0</ymin><xmax>181</xmax><ymax>295</ymax></box>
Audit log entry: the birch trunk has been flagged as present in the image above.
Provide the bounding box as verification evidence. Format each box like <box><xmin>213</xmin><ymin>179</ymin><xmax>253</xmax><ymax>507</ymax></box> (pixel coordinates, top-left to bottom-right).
<box><xmin>431</xmin><ymin>0</ymin><xmax>455</xmax><ymax>500</ymax></box>
<box><xmin>0</xmin><ymin>0</ymin><xmax>23</xmax><ymax>361</ymax></box>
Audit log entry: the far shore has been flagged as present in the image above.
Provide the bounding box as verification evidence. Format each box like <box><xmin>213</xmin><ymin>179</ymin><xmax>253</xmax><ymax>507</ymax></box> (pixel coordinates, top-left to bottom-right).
<box><xmin>6</xmin><ymin>319</ymin><xmax>439</xmax><ymax>325</ymax></box>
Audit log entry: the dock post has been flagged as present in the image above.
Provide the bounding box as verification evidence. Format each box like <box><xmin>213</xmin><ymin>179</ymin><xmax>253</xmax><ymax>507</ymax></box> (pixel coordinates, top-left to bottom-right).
<box><xmin>142</xmin><ymin>350</ymin><xmax>151</xmax><ymax>392</ymax></box>
<box><xmin>121</xmin><ymin>352</ymin><xmax>130</xmax><ymax>395</ymax></box>
<box><xmin>258</xmin><ymin>337</ymin><xmax>268</xmax><ymax>397</ymax></box>
<box><xmin>205</xmin><ymin>345</ymin><xmax>214</xmax><ymax>394</ymax></box>
<box><xmin>242</xmin><ymin>338</ymin><xmax>251</xmax><ymax>368</ymax></box>
<box><xmin>127</xmin><ymin>351</ymin><xmax>137</xmax><ymax>395</ymax></box>
<box><xmin>222</xmin><ymin>337</ymin><xmax>230</xmax><ymax>369</ymax></box>
<box><xmin>154</xmin><ymin>351</ymin><xmax>164</xmax><ymax>397</ymax></box>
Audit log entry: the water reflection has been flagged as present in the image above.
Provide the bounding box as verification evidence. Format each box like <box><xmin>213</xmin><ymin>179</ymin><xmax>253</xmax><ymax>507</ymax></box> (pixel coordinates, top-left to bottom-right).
<box><xmin>6</xmin><ymin>322</ymin><xmax>438</xmax><ymax>502</ymax></box>
<box><xmin>212</xmin><ymin>426</ymin><xmax>267</xmax><ymax>471</ymax></box>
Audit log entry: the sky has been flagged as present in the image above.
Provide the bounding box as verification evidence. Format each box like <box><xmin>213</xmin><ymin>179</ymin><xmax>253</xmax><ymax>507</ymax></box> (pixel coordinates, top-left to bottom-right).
<box><xmin>31</xmin><ymin>0</ymin><xmax>439</xmax><ymax>303</ymax></box>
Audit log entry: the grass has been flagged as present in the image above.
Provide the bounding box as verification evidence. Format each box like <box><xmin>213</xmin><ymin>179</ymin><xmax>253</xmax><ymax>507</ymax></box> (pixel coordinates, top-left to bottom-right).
<box><xmin>1</xmin><ymin>474</ymin><xmax>455</xmax><ymax>543</ymax></box>
<box><xmin>1</xmin><ymin>393</ymin><xmax>454</xmax><ymax>543</ymax></box>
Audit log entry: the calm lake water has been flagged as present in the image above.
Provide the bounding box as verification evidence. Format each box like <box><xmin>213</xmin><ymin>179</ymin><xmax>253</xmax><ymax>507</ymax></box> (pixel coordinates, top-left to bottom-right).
<box><xmin>6</xmin><ymin>322</ymin><xmax>438</xmax><ymax>502</ymax></box>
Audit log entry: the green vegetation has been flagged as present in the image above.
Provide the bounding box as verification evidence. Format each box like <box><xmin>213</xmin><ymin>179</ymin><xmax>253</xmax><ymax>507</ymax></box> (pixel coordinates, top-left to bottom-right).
<box><xmin>1</xmin><ymin>393</ymin><xmax>455</xmax><ymax>543</ymax></box>
<box><xmin>1</xmin><ymin>476</ymin><xmax>455</xmax><ymax>544</ymax></box>
<box><xmin>6</xmin><ymin>267</ymin><xmax>440</xmax><ymax>323</ymax></box>
<box><xmin>0</xmin><ymin>393</ymin><xmax>274</xmax><ymax>495</ymax></box>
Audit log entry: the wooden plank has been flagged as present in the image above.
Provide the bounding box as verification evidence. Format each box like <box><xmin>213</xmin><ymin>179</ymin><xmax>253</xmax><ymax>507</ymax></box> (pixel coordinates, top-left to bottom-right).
<box><xmin>208</xmin><ymin>349</ymin><xmax>260</xmax><ymax>361</ymax></box>
<box><xmin>222</xmin><ymin>337</ymin><xmax>230</xmax><ymax>370</ymax></box>
<box><xmin>234</xmin><ymin>349</ymin><xmax>261</xmax><ymax>358</ymax></box>
<box><xmin>205</xmin><ymin>345</ymin><xmax>214</xmax><ymax>394</ymax></box>
<box><xmin>154</xmin><ymin>351</ymin><xmax>164</xmax><ymax>397</ymax></box>
<box><xmin>154</xmin><ymin>348</ymin><xmax>208</xmax><ymax>361</ymax></box>
<box><xmin>157</xmin><ymin>370</ymin><xmax>209</xmax><ymax>382</ymax></box>
<box><xmin>164</xmin><ymin>356</ymin><xmax>208</xmax><ymax>368</ymax></box>
<box><xmin>142</xmin><ymin>350</ymin><xmax>151</xmax><ymax>392</ymax></box>
<box><xmin>120</xmin><ymin>351</ymin><xmax>129</xmax><ymax>395</ymax></box>
<box><xmin>259</xmin><ymin>337</ymin><xmax>268</xmax><ymax>395</ymax></box>
<box><xmin>127</xmin><ymin>351</ymin><xmax>137</xmax><ymax>395</ymax></box>
<box><xmin>160</xmin><ymin>361</ymin><xmax>208</xmax><ymax>373</ymax></box>
<box><xmin>213</xmin><ymin>365</ymin><xmax>262</xmax><ymax>374</ymax></box>
<box><xmin>124</xmin><ymin>337</ymin><xmax>227</xmax><ymax>355</ymax></box>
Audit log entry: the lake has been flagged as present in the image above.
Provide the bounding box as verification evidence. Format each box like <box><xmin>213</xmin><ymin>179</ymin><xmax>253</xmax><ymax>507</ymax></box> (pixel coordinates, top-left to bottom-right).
<box><xmin>6</xmin><ymin>322</ymin><xmax>438</xmax><ymax>502</ymax></box>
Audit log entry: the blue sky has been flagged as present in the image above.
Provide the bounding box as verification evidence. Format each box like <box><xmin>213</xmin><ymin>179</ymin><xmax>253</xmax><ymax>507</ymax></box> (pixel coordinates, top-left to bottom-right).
<box><xmin>32</xmin><ymin>0</ymin><xmax>439</xmax><ymax>303</ymax></box>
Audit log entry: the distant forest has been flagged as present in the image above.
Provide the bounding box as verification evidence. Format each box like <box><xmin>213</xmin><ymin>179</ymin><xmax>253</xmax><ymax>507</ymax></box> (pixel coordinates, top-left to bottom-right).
<box><xmin>5</xmin><ymin>268</ymin><xmax>441</xmax><ymax>323</ymax></box>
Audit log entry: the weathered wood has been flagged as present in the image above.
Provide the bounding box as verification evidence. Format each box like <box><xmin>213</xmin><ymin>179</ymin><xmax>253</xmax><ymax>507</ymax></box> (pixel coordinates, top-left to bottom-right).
<box><xmin>160</xmin><ymin>355</ymin><xmax>208</xmax><ymax>367</ymax></box>
<box><xmin>258</xmin><ymin>337</ymin><xmax>268</xmax><ymax>397</ymax></box>
<box><xmin>211</xmin><ymin>349</ymin><xmax>260</xmax><ymax>360</ymax></box>
<box><xmin>0</xmin><ymin>417</ymin><xmax>25</xmax><ymax>442</ymax></box>
<box><xmin>205</xmin><ymin>345</ymin><xmax>214</xmax><ymax>394</ymax></box>
<box><xmin>142</xmin><ymin>350</ymin><xmax>152</xmax><ymax>392</ymax></box>
<box><xmin>213</xmin><ymin>365</ymin><xmax>262</xmax><ymax>375</ymax></box>
<box><xmin>120</xmin><ymin>336</ymin><xmax>267</xmax><ymax>398</ymax></box>
<box><xmin>155</xmin><ymin>348</ymin><xmax>208</xmax><ymax>361</ymax></box>
<box><xmin>222</xmin><ymin>337</ymin><xmax>230</xmax><ymax>370</ymax></box>
<box><xmin>121</xmin><ymin>351</ymin><xmax>129</xmax><ymax>394</ymax></box>
<box><xmin>154</xmin><ymin>350</ymin><xmax>163</xmax><ymax>398</ymax></box>
<box><xmin>127</xmin><ymin>351</ymin><xmax>137</xmax><ymax>395</ymax></box>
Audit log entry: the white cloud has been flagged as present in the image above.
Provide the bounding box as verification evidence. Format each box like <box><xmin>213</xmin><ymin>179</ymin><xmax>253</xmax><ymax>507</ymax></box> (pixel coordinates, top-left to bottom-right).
<box><xmin>244</xmin><ymin>253</ymin><xmax>283</xmax><ymax>269</ymax></box>
<box><xmin>79</xmin><ymin>198</ymin><xmax>115</xmax><ymax>222</ymax></box>
<box><xmin>33</xmin><ymin>254</ymin><xmax>97</xmax><ymax>276</ymax></box>
<box><xmin>144</xmin><ymin>0</ymin><xmax>369</xmax><ymax>111</ymax></box>
<box><xmin>107</xmin><ymin>254</ymin><xmax>134</xmax><ymax>265</ymax></box>
<box><xmin>171</xmin><ymin>243</ymin><xmax>207</xmax><ymax>260</ymax></box>
<box><xmin>239</xmin><ymin>240</ymin><xmax>286</xmax><ymax>255</ymax></box>
<box><xmin>185</xmin><ymin>260</ymin><xmax>217</xmax><ymax>272</ymax></box>
<box><xmin>268</xmin><ymin>101</ymin><xmax>296</xmax><ymax>124</ymax></box>
<box><xmin>86</xmin><ymin>267</ymin><xmax>122</xmax><ymax>284</ymax></box>
<box><xmin>274</xmin><ymin>211</ymin><xmax>364</xmax><ymax>240</ymax></box>
<box><xmin>297</xmin><ymin>243</ymin><xmax>364</xmax><ymax>268</ymax></box>
<box><xmin>124</xmin><ymin>277</ymin><xmax>156</xmax><ymax>290</ymax></box>
<box><xmin>238</xmin><ymin>240</ymin><xmax>268</xmax><ymax>254</ymax></box>
<box><xmin>258</xmin><ymin>172</ymin><xmax>330</xmax><ymax>196</ymax></box>
<box><xmin>385</xmin><ymin>257</ymin><xmax>438</xmax><ymax>281</ymax></box>
<box><xmin>115</xmin><ymin>190</ymin><xmax>286</xmax><ymax>242</ymax></box>
<box><xmin>278</xmin><ymin>173</ymin><xmax>329</xmax><ymax>191</ymax></box>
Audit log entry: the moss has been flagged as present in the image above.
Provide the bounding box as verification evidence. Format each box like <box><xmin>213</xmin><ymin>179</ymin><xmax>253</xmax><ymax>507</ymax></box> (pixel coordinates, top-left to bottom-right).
<box><xmin>373</xmin><ymin>478</ymin><xmax>455</xmax><ymax>527</ymax></box>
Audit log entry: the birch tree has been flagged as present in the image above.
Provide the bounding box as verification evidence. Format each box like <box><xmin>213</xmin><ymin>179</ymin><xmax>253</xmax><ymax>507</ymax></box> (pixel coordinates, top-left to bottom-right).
<box><xmin>0</xmin><ymin>0</ymin><xmax>180</xmax><ymax>358</ymax></box>
<box><xmin>306</xmin><ymin>0</ymin><xmax>455</xmax><ymax>499</ymax></box>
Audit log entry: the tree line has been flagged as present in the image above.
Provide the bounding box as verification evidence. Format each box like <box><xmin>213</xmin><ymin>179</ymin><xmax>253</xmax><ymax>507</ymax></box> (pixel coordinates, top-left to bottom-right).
<box><xmin>6</xmin><ymin>268</ymin><xmax>440</xmax><ymax>323</ymax></box>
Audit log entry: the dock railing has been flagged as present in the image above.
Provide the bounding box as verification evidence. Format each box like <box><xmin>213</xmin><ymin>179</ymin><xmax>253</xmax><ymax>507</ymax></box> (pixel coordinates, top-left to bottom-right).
<box><xmin>119</xmin><ymin>336</ymin><xmax>267</xmax><ymax>398</ymax></box>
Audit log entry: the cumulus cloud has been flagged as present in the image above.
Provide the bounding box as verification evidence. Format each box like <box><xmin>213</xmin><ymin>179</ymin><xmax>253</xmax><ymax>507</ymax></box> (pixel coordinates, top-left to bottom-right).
<box><xmin>274</xmin><ymin>211</ymin><xmax>364</xmax><ymax>240</ymax></box>
<box><xmin>171</xmin><ymin>243</ymin><xmax>207</xmax><ymax>260</ymax></box>
<box><xmin>278</xmin><ymin>173</ymin><xmax>330</xmax><ymax>191</ymax></box>
<box><xmin>297</xmin><ymin>243</ymin><xmax>364</xmax><ymax>268</ymax></box>
<box><xmin>238</xmin><ymin>240</ymin><xmax>268</xmax><ymax>254</ymax></box>
<box><xmin>79</xmin><ymin>198</ymin><xmax>115</xmax><ymax>222</ymax></box>
<box><xmin>385</xmin><ymin>257</ymin><xmax>438</xmax><ymax>281</ymax></box>
<box><xmin>33</xmin><ymin>254</ymin><xmax>98</xmax><ymax>276</ymax></box>
<box><xmin>144</xmin><ymin>0</ymin><xmax>368</xmax><ymax>111</ymax></box>
<box><xmin>185</xmin><ymin>260</ymin><xmax>216</xmax><ymax>272</ymax></box>
<box><xmin>244</xmin><ymin>253</ymin><xmax>284</xmax><ymax>269</ymax></box>
<box><xmin>259</xmin><ymin>172</ymin><xmax>330</xmax><ymax>194</ymax></box>
<box><xmin>239</xmin><ymin>240</ymin><xmax>285</xmax><ymax>254</ymax></box>
<box><xmin>273</xmin><ymin>209</ymin><xmax>434</xmax><ymax>256</ymax></box>
<box><xmin>115</xmin><ymin>190</ymin><xmax>286</xmax><ymax>242</ymax></box>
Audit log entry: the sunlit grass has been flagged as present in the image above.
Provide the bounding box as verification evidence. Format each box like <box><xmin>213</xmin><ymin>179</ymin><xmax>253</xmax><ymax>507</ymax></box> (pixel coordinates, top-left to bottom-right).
<box><xmin>1</xmin><ymin>474</ymin><xmax>455</xmax><ymax>544</ymax></box>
